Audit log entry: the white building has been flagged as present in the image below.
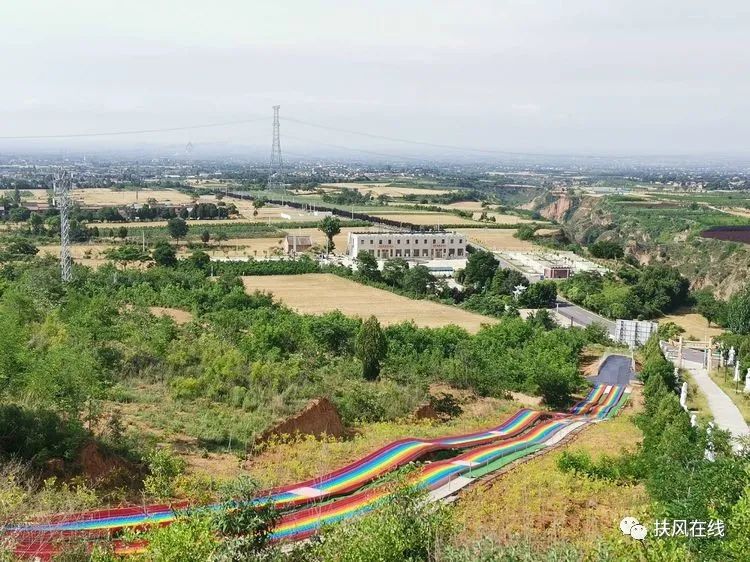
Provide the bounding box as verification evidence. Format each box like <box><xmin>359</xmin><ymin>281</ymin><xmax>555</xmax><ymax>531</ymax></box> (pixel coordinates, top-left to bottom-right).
<box><xmin>347</xmin><ymin>231</ymin><xmax>467</xmax><ymax>260</ymax></box>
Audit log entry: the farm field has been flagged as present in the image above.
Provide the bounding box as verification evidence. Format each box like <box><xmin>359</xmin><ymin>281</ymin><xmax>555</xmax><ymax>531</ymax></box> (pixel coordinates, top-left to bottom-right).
<box><xmin>319</xmin><ymin>182</ymin><xmax>453</xmax><ymax>197</ymax></box>
<box><xmin>70</xmin><ymin>188</ymin><xmax>195</xmax><ymax>206</ymax></box>
<box><xmin>464</xmin><ymin>228</ymin><xmax>541</xmax><ymax>251</ymax></box>
<box><xmin>241</xmin><ymin>273</ymin><xmax>497</xmax><ymax>332</ymax></box>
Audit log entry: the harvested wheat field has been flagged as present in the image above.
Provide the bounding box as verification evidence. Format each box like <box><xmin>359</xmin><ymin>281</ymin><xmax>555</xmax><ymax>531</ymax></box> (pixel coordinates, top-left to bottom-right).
<box><xmin>71</xmin><ymin>188</ymin><xmax>195</xmax><ymax>206</ymax></box>
<box><xmin>241</xmin><ymin>273</ymin><xmax>497</xmax><ymax>332</ymax></box>
<box><xmin>465</xmin><ymin>229</ymin><xmax>539</xmax><ymax>251</ymax></box>
<box><xmin>320</xmin><ymin>183</ymin><xmax>453</xmax><ymax>197</ymax></box>
<box><xmin>369</xmin><ymin>212</ymin><xmax>478</xmax><ymax>225</ymax></box>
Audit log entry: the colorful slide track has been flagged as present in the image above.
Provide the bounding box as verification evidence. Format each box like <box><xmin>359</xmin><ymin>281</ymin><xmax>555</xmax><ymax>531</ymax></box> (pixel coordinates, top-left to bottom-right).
<box><xmin>7</xmin><ymin>384</ymin><xmax>628</xmax><ymax>559</ymax></box>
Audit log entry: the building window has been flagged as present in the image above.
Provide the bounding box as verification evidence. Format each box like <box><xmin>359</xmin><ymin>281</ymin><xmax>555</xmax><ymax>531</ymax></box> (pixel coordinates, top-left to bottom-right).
<box><xmin>457</xmin><ymin>249</ymin><xmax>464</xmax><ymax>256</ymax></box>
<box><xmin>370</xmin><ymin>240</ymin><xmax>373</xmax><ymax>244</ymax></box>
<box><xmin>406</xmin><ymin>239</ymin><xmax>409</xmax><ymax>244</ymax></box>
<box><xmin>459</xmin><ymin>239</ymin><xmax>463</xmax><ymax>244</ymax></box>
<box><xmin>379</xmin><ymin>240</ymin><xmax>382</xmax><ymax>244</ymax></box>
<box><xmin>405</xmin><ymin>249</ymin><xmax>410</xmax><ymax>257</ymax></box>
<box><xmin>423</xmin><ymin>249</ymin><xmax>429</xmax><ymax>257</ymax></box>
<box><xmin>397</xmin><ymin>239</ymin><xmax>400</xmax><ymax>244</ymax></box>
<box><xmin>442</xmin><ymin>239</ymin><xmax>445</xmax><ymax>244</ymax></box>
<box><xmin>388</xmin><ymin>240</ymin><xmax>392</xmax><ymax>244</ymax></box>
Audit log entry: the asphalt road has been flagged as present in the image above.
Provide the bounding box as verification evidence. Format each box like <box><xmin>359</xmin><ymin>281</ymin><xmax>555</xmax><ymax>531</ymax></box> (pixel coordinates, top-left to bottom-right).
<box><xmin>556</xmin><ymin>299</ymin><xmax>616</xmax><ymax>335</ymax></box>
<box><xmin>589</xmin><ymin>354</ymin><xmax>635</xmax><ymax>385</ymax></box>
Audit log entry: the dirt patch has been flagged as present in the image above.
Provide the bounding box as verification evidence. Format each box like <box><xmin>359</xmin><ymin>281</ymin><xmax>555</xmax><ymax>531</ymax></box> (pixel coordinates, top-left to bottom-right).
<box><xmin>76</xmin><ymin>441</ymin><xmax>143</xmax><ymax>489</ymax></box>
<box><xmin>148</xmin><ymin>306</ymin><xmax>193</xmax><ymax>325</ymax></box>
<box><xmin>413</xmin><ymin>403</ymin><xmax>440</xmax><ymax>421</ymax></box>
<box><xmin>254</xmin><ymin>398</ymin><xmax>346</xmax><ymax>448</ymax></box>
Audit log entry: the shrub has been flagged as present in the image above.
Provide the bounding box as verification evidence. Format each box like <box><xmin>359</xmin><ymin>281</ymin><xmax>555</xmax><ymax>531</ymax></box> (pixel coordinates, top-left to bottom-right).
<box><xmin>143</xmin><ymin>448</ymin><xmax>186</xmax><ymax>499</ymax></box>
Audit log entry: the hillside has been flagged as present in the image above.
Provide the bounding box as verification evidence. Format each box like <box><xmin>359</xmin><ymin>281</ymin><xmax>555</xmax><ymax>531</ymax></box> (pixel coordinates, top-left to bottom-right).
<box><xmin>533</xmin><ymin>192</ymin><xmax>750</xmax><ymax>298</ymax></box>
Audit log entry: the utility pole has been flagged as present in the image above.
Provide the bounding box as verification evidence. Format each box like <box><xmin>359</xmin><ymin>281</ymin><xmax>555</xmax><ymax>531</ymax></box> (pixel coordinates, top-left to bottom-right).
<box><xmin>53</xmin><ymin>169</ymin><xmax>73</xmax><ymax>283</ymax></box>
<box><xmin>267</xmin><ymin>105</ymin><xmax>284</xmax><ymax>192</ymax></box>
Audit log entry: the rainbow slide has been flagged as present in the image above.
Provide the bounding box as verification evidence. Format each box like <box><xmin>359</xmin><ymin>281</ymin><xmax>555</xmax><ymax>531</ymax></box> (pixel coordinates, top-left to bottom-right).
<box><xmin>8</xmin><ymin>384</ymin><xmax>627</xmax><ymax>559</ymax></box>
<box><xmin>270</xmin><ymin>384</ymin><xmax>627</xmax><ymax>543</ymax></box>
<box><xmin>6</xmin><ymin>410</ymin><xmax>543</xmax><ymax>536</ymax></box>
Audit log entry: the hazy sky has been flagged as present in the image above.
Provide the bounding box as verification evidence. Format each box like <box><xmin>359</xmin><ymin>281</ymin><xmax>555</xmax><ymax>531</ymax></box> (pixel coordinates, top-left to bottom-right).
<box><xmin>2</xmin><ymin>1</ymin><xmax>749</xmax><ymax>158</ymax></box>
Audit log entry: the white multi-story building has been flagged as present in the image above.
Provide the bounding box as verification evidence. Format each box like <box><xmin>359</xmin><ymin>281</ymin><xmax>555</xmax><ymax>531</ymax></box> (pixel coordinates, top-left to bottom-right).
<box><xmin>347</xmin><ymin>231</ymin><xmax>467</xmax><ymax>260</ymax></box>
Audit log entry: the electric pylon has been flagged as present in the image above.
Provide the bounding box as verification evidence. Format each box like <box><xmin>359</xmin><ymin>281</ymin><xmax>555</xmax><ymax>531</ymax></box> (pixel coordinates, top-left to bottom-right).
<box><xmin>53</xmin><ymin>169</ymin><xmax>73</xmax><ymax>282</ymax></box>
<box><xmin>267</xmin><ymin>105</ymin><xmax>284</xmax><ymax>190</ymax></box>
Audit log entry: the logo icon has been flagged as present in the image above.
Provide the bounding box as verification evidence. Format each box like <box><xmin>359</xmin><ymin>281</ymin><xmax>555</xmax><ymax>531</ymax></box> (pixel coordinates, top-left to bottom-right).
<box><xmin>620</xmin><ymin>516</ymin><xmax>647</xmax><ymax>540</ymax></box>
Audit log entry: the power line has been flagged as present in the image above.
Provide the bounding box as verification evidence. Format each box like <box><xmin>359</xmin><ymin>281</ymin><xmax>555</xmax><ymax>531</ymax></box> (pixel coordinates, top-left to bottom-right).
<box><xmin>284</xmin><ymin>116</ymin><xmax>515</xmax><ymax>156</ymax></box>
<box><xmin>284</xmin><ymin>134</ymin><xmax>428</xmax><ymax>161</ymax></box>
<box><xmin>0</xmin><ymin>116</ymin><xmax>268</xmax><ymax>140</ymax></box>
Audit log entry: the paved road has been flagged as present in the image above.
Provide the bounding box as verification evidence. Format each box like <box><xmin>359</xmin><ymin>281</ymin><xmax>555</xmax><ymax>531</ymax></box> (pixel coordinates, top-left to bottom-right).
<box><xmin>556</xmin><ymin>299</ymin><xmax>616</xmax><ymax>335</ymax></box>
<box><xmin>589</xmin><ymin>354</ymin><xmax>635</xmax><ymax>385</ymax></box>
<box><xmin>664</xmin><ymin>344</ymin><xmax>750</xmax><ymax>446</ymax></box>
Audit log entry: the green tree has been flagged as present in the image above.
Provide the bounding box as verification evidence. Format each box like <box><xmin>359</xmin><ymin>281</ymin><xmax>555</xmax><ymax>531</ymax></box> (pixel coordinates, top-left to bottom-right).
<box><xmin>200</xmin><ymin>230</ymin><xmax>210</xmax><ymax>245</ymax></box>
<box><xmin>318</xmin><ymin>216</ymin><xmax>341</xmax><ymax>253</ymax></box>
<box><xmin>381</xmin><ymin>258</ymin><xmax>409</xmax><ymax>287</ymax></box>
<box><xmin>356</xmin><ymin>251</ymin><xmax>380</xmax><ymax>281</ymax></box>
<box><xmin>727</xmin><ymin>287</ymin><xmax>750</xmax><ymax>334</ymax></box>
<box><xmin>463</xmin><ymin>250</ymin><xmax>499</xmax><ymax>290</ymax></box>
<box><xmin>490</xmin><ymin>268</ymin><xmax>528</xmax><ymax>296</ymax></box>
<box><xmin>167</xmin><ymin>218</ymin><xmax>189</xmax><ymax>244</ymax></box>
<box><xmin>589</xmin><ymin>240</ymin><xmax>625</xmax><ymax>259</ymax></box>
<box><xmin>5</xmin><ymin>239</ymin><xmax>39</xmax><ymax>258</ymax></box>
<box><xmin>402</xmin><ymin>265</ymin><xmax>435</xmax><ymax>296</ymax></box>
<box><xmin>104</xmin><ymin>245</ymin><xmax>149</xmax><ymax>268</ymax></box>
<box><xmin>188</xmin><ymin>250</ymin><xmax>210</xmax><ymax>270</ymax></box>
<box><xmin>355</xmin><ymin>315</ymin><xmax>387</xmax><ymax>381</ymax></box>
<box><xmin>514</xmin><ymin>224</ymin><xmax>537</xmax><ymax>240</ymax></box>
<box><xmin>29</xmin><ymin>213</ymin><xmax>45</xmax><ymax>235</ymax></box>
<box><xmin>152</xmin><ymin>241</ymin><xmax>177</xmax><ymax>267</ymax></box>
<box><xmin>252</xmin><ymin>197</ymin><xmax>266</xmax><ymax>217</ymax></box>
<box><xmin>518</xmin><ymin>281</ymin><xmax>557</xmax><ymax>308</ymax></box>
<box><xmin>693</xmin><ymin>290</ymin><xmax>727</xmax><ymax>327</ymax></box>
<box><xmin>117</xmin><ymin>225</ymin><xmax>128</xmax><ymax>239</ymax></box>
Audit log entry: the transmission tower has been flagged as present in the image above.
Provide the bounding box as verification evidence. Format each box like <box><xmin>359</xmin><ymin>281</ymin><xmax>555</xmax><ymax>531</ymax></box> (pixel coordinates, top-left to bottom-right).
<box><xmin>267</xmin><ymin>105</ymin><xmax>284</xmax><ymax>191</ymax></box>
<box><xmin>53</xmin><ymin>169</ymin><xmax>73</xmax><ymax>282</ymax></box>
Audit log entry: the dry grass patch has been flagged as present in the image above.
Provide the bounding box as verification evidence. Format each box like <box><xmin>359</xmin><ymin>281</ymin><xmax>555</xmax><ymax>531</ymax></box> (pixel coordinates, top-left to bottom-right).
<box><xmin>241</xmin><ymin>273</ymin><xmax>497</xmax><ymax>332</ymax></box>
<box><xmin>660</xmin><ymin>308</ymin><xmax>724</xmax><ymax>339</ymax></box>
<box><xmin>453</xmin><ymin>390</ymin><xmax>648</xmax><ymax>550</ymax></box>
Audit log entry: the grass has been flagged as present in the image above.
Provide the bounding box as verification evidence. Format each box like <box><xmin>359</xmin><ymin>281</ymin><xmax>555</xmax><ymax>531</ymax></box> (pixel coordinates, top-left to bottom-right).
<box><xmin>681</xmin><ymin>370</ymin><xmax>712</xmax><ymax>422</ymax></box>
<box><xmin>707</xmin><ymin>368</ymin><xmax>750</xmax><ymax>423</ymax></box>
<box><xmin>451</xmin><ymin>389</ymin><xmax>649</xmax><ymax>550</ymax></box>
